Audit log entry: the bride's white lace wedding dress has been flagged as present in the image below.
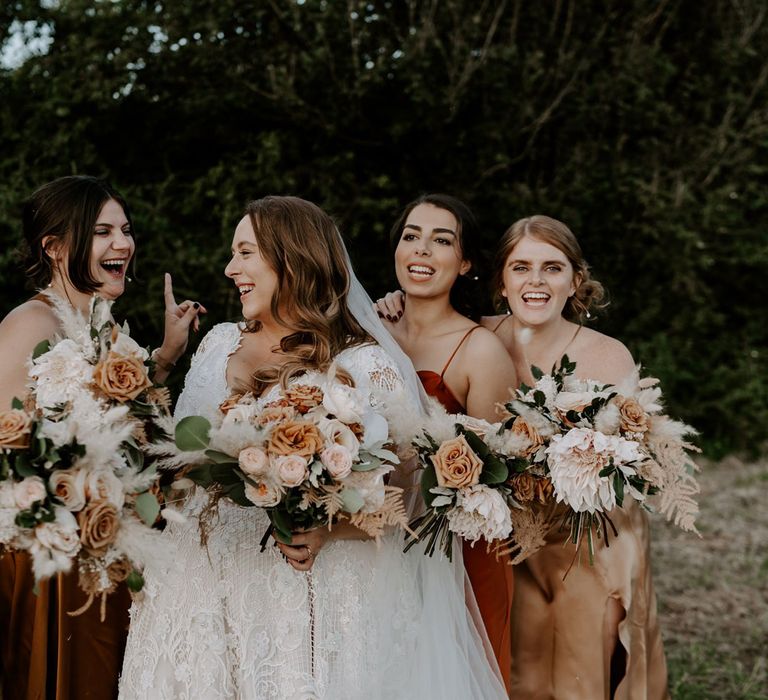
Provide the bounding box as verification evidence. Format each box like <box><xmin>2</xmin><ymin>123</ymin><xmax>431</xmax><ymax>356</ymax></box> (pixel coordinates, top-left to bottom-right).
<box><xmin>119</xmin><ymin>323</ymin><xmax>506</xmax><ymax>700</ymax></box>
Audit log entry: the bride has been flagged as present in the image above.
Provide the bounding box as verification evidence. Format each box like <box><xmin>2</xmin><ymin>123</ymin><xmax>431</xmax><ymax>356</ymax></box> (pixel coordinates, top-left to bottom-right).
<box><xmin>118</xmin><ymin>196</ymin><xmax>507</xmax><ymax>699</ymax></box>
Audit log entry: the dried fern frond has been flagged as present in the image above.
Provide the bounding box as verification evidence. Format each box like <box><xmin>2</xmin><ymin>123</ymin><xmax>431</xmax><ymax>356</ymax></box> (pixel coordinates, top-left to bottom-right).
<box><xmin>496</xmin><ymin>507</ymin><xmax>551</xmax><ymax>565</ymax></box>
<box><xmin>349</xmin><ymin>486</ymin><xmax>411</xmax><ymax>542</ymax></box>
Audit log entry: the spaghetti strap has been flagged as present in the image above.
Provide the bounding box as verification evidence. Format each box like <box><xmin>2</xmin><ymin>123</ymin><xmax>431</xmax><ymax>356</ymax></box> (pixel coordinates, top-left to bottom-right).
<box><xmin>491</xmin><ymin>315</ymin><xmax>510</xmax><ymax>334</ymax></box>
<box><xmin>440</xmin><ymin>325</ymin><xmax>481</xmax><ymax>379</ymax></box>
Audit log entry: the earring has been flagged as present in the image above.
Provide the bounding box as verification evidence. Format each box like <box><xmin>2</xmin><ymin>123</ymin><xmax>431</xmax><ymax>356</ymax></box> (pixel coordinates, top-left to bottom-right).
<box><xmin>126</xmin><ymin>276</ymin><xmax>133</xmax><ymax>283</ymax></box>
<box><xmin>586</xmin><ymin>310</ymin><xmax>592</xmax><ymax>319</ymax></box>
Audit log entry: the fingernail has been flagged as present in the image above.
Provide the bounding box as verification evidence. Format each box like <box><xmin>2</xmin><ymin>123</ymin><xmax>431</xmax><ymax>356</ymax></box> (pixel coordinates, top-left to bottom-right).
<box><xmin>193</xmin><ymin>302</ymin><xmax>200</xmax><ymax>309</ymax></box>
<box><xmin>397</xmin><ymin>311</ymin><xmax>403</xmax><ymax>319</ymax></box>
<box><xmin>386</xmin><ymin>315</ymin><xmax>393</xmax><ymax>321</ymax></box>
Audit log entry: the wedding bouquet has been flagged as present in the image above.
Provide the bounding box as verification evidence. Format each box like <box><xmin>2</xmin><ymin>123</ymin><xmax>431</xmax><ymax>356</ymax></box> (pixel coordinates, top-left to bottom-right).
<box><xmin>170</xmin><ymin>364</ymin><xmax>410</xmax><ymax>546</ymax></box>
<box><xmin>0</xmin><ymin>294</ymin><xmax>171</xmax><ymax>617</ymax></box>
<box><xmin>404</xmin><ymin>410</ymin><xmax>515</xmax><ymax>560</ymax></box>
<box><xmin>497</xmin><ymin>356</ymin><xmax>700</xmax><ymax>564</ymax></box>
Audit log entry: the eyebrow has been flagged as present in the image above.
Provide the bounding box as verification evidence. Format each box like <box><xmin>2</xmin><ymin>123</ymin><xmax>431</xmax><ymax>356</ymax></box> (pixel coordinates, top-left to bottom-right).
<box><xmin>508</xmin><ymin>258</ymin><xmax>566</xmax><ymax>265</ymax></box>
<box><xmin>403</xmin><ymin>224</ymin><xmax>457</xmax><ymax>235</ymax></box>
<box><xmin>231</xmin><ymin>241</ymin><xmax>256</xmax><ymax>253</ymax></box>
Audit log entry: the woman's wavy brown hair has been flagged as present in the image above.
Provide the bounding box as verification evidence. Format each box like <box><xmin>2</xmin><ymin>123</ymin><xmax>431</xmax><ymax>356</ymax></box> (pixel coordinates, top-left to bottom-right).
<box><xmin>491</xmin><ymin>215</ymin><xmax>606</xmax><ymax>322</ymax></box>
<box><xmin>243</xmin><ymin>196</ymin><xmax>371</xmax><ymax>396</ymax></box>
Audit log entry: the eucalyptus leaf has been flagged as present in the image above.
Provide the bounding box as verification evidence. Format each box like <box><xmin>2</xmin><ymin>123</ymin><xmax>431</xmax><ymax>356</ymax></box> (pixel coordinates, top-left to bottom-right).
<box><xmin>352</xmin><ymin>455</ymin><xmax>382</xmax><ymax>472</ymax></box>
<box><xmin>531</xmin><ymin>365</ymin><xmax>544</xmax><ymax>380</ymax></box>
<box><xmin>126</xmin><ymin>570</ymin><xmax>144</xmax><ymax>593</ymax></box>
<box><xmin>460</xmin><ymin>429</ymin><xmax>490</xmax><ymax>460</ymax></box>
<box><xmin>175</xmin><ymin>416</ymin><xmax>211</xmax><ymax>452</ymax></box>
<box><xmin>31</xmin><ymin>339</ymin><xmax>50</xmax><ymax>359</ymax></box>
<box><xmin>205</xmin><ymin>449</ymin><xmax>239</xmax><ymax>465</ymax></box>
<box><xmin>340</xmin><ymin>487</ymin><xmax>365</xmax><ymax>514</ymax></box>
<box><xmin>421</xmin><ymin>465</ymin><xmax>439</xmax><ymax>507</ymax></box>
<box><xmin>11</xmin><ymin>397</ymin><xmax>23</xmax><ymax>410</ymax></box>
<box><xmin>185</xmin><ymin>464</ymin><xmax>214</xmax><ymax>488</ymax></box>
<box><xmin>480</xmin><ymin>455</ymin><xmax>509</xmax><ymax>485</ymax></box>
<box><xmin>135</xmin><ymin>492</ymin><xmax>161</xmax><ymax>526</ymax></box>
<box><xmin>270</xmin><ymin>509</ymin><xmax>293</xmax><ymax>542</ymax></box>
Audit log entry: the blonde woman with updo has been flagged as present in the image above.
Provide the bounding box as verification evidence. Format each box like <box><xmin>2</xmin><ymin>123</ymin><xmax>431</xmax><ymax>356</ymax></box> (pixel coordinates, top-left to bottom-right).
<box><xmin>483</xmin><ymin>215</ymin><xmax>669</xmax><ymax>700</ymax></box>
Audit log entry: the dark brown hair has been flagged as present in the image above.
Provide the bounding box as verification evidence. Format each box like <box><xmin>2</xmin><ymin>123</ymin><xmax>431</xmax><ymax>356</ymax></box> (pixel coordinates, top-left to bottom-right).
<box><xmin>492</xmin><ymin>215</ymin><xmax>605</xmax><ymax>322</ymax></box>
<box><xmin>22</xmin><ymin>176</ymin><xmax>134</xmax><ymax>292</ymax></box>
<box><xmin>389</xmin><ymin>193</ymin><xmax>487</xmax><ymax>320</ymax></box>
<box><xmin>244</xmin><ymin>196</ymin><xmax>371</xmax><ymax>395</ymax></box>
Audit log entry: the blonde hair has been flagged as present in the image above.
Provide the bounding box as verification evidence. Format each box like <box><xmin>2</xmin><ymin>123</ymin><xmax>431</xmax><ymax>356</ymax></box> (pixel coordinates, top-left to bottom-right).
<box><xmin>244</xmin><ymin>196</ymin><xmax>370</xmax><ymax>395</ymax></box>
<box><xmin>492</xmin><ymin>215</ymin><xmax>605</xmax><ymax>322</ymax></box>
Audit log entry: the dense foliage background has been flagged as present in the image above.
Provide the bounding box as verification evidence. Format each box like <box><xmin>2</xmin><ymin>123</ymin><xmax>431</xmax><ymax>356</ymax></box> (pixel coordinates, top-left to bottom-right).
<box><xmin>1</xmin><ymin>0</ymin><xmax>766</xmax><ymax>455</ymax></box>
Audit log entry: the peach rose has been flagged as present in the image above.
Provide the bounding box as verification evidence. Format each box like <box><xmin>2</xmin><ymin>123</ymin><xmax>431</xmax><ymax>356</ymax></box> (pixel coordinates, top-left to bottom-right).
<box><xmin>274</xmin><ymin>454</ymin><xmax>309</xmax><ymax>487</ymax></box>
<box><xmin>49</xmin><ymin>469</ymin><xmax>87</xmax><ymax>511</ymax></box>
<box><xmin>238</xmin><ymin>446</ymin><xmax>270</xmax><ymax>478</ymax></box>
<box><xmin>268</xmin><ymin>420</ymin><xmax>324</xmax><ymax>458</ymax></box>
<box><xmin>0</xmin><ymin>409</ymin><xmax>33</xmax><ymax>449</ymax></box>
<box><xmin>615</xmin><ymin>397</ymin><xmax>650</xmax><ymax>434</ymax></box>
<box><xmin>93</xmin><ymin>351</ymin><xmax>152</xmax><ymax>402</ymax></box>
<box><xmin>510</xmin><ymin>416</ymin><xmax>544</xmax><ymax>458</ymax></box>
<box><xmin>430</xmin><ymin>435</ymin><xmax>483</xmax><ymax>489</ymax></box>
<box><xmin>284</xmin><ymin>385</ymin><xmax>324</xmax><ymax>414</ymax></box>
<box><xmin>256</xmin><ymin>405</ymin><xmax>297</xmax><ymax>426</ymax></box>
<box><xmin>244</xmin><ymin>479</ymin><xmax>282</xmax><ymax>507</ymax></box>
<box><xmin>320</xmin><ymin>444</ymin><xmax>354</xmax><ymax>479</ymax></box>
<box><xmin>509</xmin><ymin>472</ymin><xmax>536</xmax><ymax>502</ymax></box>
<box><xmin>77</xmin><ymin>500</ymin><xmax>120</xmax><ymax>555</ymax></box>
<box><xmin>14</xmin><ymin>476</ymin><xmax>47</xmax><ymax>510</ymax></box>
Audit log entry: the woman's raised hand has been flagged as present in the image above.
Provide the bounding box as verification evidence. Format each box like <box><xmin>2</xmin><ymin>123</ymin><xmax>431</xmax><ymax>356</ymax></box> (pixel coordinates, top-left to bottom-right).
<box><xmin>153</xmin><ymin>273</ymin><xmax>207</xmax><ymax>378</ymax></box>
<box><xmin>373</xmin><ymin>290</ymin><xmax>405</xmax><ymax>322</ymax></box>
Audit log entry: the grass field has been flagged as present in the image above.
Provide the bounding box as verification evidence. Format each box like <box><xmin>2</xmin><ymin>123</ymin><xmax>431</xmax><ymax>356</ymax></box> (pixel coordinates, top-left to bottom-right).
<box><xmin>652</xmin><ymin>457</ymin><xmax>768</xmax><ymax>699</ymax></box>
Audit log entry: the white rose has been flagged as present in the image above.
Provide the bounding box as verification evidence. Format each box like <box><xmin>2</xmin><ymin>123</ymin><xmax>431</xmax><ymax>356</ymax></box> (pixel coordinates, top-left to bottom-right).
<box><xmin>322</xmin><ymin>383</ymin><xmax>364</xmax><ymax>424</ymax></box>
<box><xmin>340</xmin><ymin>468</ymin><xmax>389</xmax><ymax>512</ymax></box>
<box><xmin>48</xmin><ymin>469</ymin><xmax>87</xmax><ymax>511</ymax></box>
<box><xmin>111</xmin><ymin>331</ymin><xmax>149</xmax><ymax>361</ymax></box>
<box><xmin>244</xmin><ymin>479</ymin><xmax>282</xmax><ymax>507</ymax></box>
<box><xmin>238</xmin><ymin>446</ymin><xmax>270</xmax><ymax>477</ymax></box>
<box><xmin>447</xmin><ymin>484</ymin><xmax>512</xmax><ymax>543</ymax></box>
<box><xmin>555</xmin><ymin>391</ymin><xmax>601</xmax><ymax>414</ymax></box>
<box><xmin>85</xmin><ymin>470</ymin><xmax>125</xmax><ymax>509</ymax></box>
<box><xmin>14</xmin><ymin>477</ymin><xmax>47</xmax><ymax>509</ymax></box>
<box><xmin>29</xmin><ymin>339</ymin><xmax>93</xmax><ymax>409</ymax></box>
<box><xmin>37</xmin><ymin>416</ymin><xmax>77</xmax><ymax>447</ymax></box>
<box><xmin>317</xmin><ymin>418</ymin><xmax>360</xmax><ymax>458</ymax></box>
<box><xmin>34</xmin><ymin>507</ymin><xmax>81</xmax><ymax>555</ymax></box>
<box><xmin>320</xmin><ymin>445</ymin><xmax>354</xmax><ymax>479</ymax></box>
<box><xmin>360</xmin><ymin>410</ymin><xmax>389</xmax><ymax>450</ymax></box>
<box><xmin>274</xmin><ymin>455</ymin><xmax>309</xmax><ymax>488</ymax></box>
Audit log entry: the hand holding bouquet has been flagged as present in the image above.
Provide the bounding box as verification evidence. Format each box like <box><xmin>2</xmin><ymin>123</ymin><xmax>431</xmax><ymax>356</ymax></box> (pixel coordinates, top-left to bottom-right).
<box><xmin>170</xmin><ymin>363</ymin><xmax>410</xmax><ymax>547</ymax></box>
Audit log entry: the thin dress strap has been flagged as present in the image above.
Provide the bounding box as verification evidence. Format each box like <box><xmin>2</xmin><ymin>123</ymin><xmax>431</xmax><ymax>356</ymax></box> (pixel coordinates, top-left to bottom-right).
<box><xmin>440</xmin><ymin>325</ymin><xmax>481</xmax><ymax>379</ymax></box>
<box><xmin>491</xmin><ymin>315</ymin><xmax>510</xmax><ymax>333</ymax></box>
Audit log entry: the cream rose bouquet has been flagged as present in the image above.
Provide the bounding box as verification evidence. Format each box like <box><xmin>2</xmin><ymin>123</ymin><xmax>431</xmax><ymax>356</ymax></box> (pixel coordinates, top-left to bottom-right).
<box><xmin>404</xmin><ymin>409</ymin><xmax>515</xmax><ymax>560</ymax></box>
<box><xmin>168</xmin><ymin>364</ymin><xmax>410</xmax><ymax>546</ymax></box>
<box><xmin>0</xmin><ymin>294</ymin><xmax>173</xmax><ymax>618</ymax></box>
<box><xmin>497</xmin><ymin>355</ymin><xmax>700</xmax><ymax>564</ymax></box>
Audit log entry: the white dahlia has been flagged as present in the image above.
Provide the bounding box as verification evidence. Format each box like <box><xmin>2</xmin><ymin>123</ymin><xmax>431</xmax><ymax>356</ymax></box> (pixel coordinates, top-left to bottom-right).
<box><xmin>447</xmin><ymin>484</ymin><xmax>512</xmax><ymax>543</ymax></box>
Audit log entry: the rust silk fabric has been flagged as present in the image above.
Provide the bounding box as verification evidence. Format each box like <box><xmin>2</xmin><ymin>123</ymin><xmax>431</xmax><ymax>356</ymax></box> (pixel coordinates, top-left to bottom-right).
<box><xmin>509</xmin><ymin>500</ymin><xmax>670</xmax><ymax>699</ymax></box>
<box><xmin>0</xmin><ymin>551</ymin><xmax>130</xmax><ymax>700</ymax></box>
<box><xmin>417</xmin><ymin>372</ymin><xmax>514</xmax><ymax>693</ymax></box>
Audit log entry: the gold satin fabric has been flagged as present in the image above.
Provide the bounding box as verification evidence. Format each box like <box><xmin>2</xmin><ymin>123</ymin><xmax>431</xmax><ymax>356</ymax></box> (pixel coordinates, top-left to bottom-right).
<box><xmin>510</xmin><ymin>500</ymin><xmax>670</xmax><ymax>700</ymax></box>
<box><xmin>0</xmin><ymin>551</ymin><xmax>130</xmax><ymax>700</ymax></box>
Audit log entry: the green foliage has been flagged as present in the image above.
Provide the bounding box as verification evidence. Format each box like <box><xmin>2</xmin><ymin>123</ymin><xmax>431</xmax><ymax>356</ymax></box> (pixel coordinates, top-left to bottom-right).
<box><xmin>1</xmin><ymin>0</ymin><xmax>766</xmax><ymax>454</ymax></box>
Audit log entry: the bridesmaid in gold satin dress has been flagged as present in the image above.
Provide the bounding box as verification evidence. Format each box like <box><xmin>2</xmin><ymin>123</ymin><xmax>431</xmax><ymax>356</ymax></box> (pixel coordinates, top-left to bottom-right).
<box><xmin>482</xmin><ymin>215</ymin><xmax>669</xmax><ymax>700</ymax></box>
<box><xmin>0</xmin><ymin>176</ymin><xmax>202</xmax><ymax>699</ymax></box>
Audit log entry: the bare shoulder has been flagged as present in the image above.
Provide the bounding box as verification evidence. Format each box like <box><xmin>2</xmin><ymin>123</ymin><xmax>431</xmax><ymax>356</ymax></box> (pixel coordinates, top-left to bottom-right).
<box><xmin>465</xmin><ymin>325</ymin><xmax>516</xmax><ymax>364</ymax></box>
<box><xmin>571</xmin><ymin>327</ymin><xmax>635</xmax><ymax>384</ymax></box>
<box><xmin>479</xmin><ymin>314</ymin><xmax>507</xmax><ymax>333</ymax></box>
<box><xmin>0</xmin><ymin>300</ymin><xmax>60</xmax><ymax>346</ymax></box>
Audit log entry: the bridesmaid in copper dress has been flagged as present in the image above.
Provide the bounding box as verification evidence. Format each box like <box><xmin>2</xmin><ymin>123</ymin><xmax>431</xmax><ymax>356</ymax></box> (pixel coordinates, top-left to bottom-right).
<box><xmin>379</xmin><ymin>194</ymin><xmax>517</xmax><ymax>691</ymax></box>
<box><xmin>0</xmin><ymin>176</ymin><xmax>202</xmax><ymax>699</ymax></box>
<box><xmin>482</xmin><ymin>215</ymin><xmax>669</xmax><ymax>700</ymax></box>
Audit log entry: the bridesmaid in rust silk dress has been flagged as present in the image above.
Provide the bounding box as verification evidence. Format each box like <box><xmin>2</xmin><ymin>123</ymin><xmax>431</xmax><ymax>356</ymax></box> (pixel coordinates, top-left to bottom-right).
<box><xmin>0</xmin><ymin>176</ymin><xmax>202</xmax><ymax>699</ymax></box>
<box><xmin>482</xmin><ymin>215</ymin><xmax>669</xmax><ymax>700</ymax></box>
<box><xmin>379</xmin><ymin>194</ymin><xmax>517</xmax><ymax>691</ymax></box>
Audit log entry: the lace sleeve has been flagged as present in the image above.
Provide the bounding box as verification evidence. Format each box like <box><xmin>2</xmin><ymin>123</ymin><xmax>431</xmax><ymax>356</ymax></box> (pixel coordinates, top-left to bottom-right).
<box><xmin>337</xmin><ymin>343</ymin><xmax>406</xmax><ymax>403</ymax></box>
